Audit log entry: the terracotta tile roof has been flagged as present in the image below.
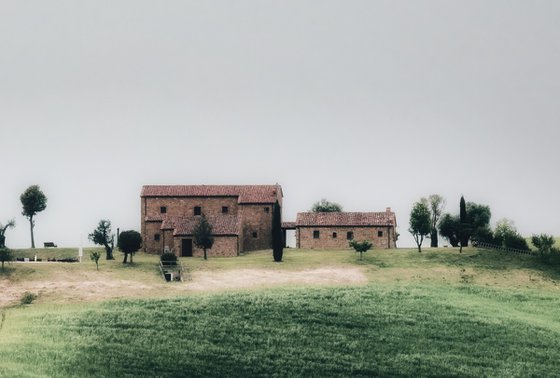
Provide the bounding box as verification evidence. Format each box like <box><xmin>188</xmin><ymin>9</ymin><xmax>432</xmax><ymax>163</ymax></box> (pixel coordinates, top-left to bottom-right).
<box><xmin>145</xmin><ymin>215</ymin><xmax>165</xmax><ymax>222</ymax></box>
<box><xmin>160</xmin><ymin>215</ymin><xmax>241</xmax><ymax>236</ymax></box>
<box><xmin>296</xmin><ymin>211</ymin><xmax>396</xmax><ymax>227</ymax></box>
<box><xmin>281</xmin><ymin>222</ymin><xmax>296</xmax><ymax>229</ymax></box>
<box><xmin>141</xmin><ymin>185</ymin><xmax>281</xmax><ymax>204</ymax></box>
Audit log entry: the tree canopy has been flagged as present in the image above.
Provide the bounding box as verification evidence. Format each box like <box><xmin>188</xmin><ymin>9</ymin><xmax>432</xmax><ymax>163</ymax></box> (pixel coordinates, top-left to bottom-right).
<box><xmin>438</xmin><ymin>198</ymin><xmax>492</xmax><ymax>250</ymax></box>
<box><xmin>311</xmin><ymin>199</ymin><xmax>342</xmax><ymax>212</ymax></box>
<box><xmin>193</xmin><ymin>214</ymin><xmax>214</xmax><ymax>260</ymax></box>
<box><xmin>89</xmin><ymin>220</ymin><xmax>115</xmax><ymax>260</ymax></box>
<box><xmin>349</xmin><ymin>239</ymin><xmax>373</xmax><ymax>260</ymax></box>
<box><xmin>20</xmin><ymin>185</ymin><xmax>47</xmax><ymax>248</ymax></box>
<box><xmin>409</xmin><ymin>200</ymin><xmax>431</xmax><ymax>252</ymax></box>
<box><xmin>0</xmin><ymin>219</ymin><xmax>15</xmax><ymax>249</ymax></box>
<box><xmin>424</xmin><ymin>194</ymin><xmax>446</xmax><ymax>248</ymax></box>
<box><xmin>118</xmin><ymin>230</ymin><xmax>142</xmax><ymax>264</ymax></box>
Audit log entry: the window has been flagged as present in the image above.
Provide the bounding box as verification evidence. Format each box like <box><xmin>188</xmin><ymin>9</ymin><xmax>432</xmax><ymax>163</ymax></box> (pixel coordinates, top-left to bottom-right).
<box><xmin>154</xmin><ymin>234</ymin><xmax>161</xmax><ymax>241</ymax></box>
<box><xmin>160</xmin><ymin>206</ymin><xmax>167</xmax><ymax>214</ymax></box>
<box><xmin>378</xmin><ymin>231</ymin><xmax>383</xmax><ymax>237</ymax></box>
<box><xmin>347</xmin><ymin>231</ymin><xmax>354</xmax><ymax>240</ymax></box>
<box><xmin>332</xmin><ymin>232</ymin><xmax>337</xmax><ymax>239</ymax></box>
<box><xmin>222</xmin><ymin>206</ymin><xmax>229</xmax><ymax>214</ymax></box>
<box><xmin>313</xmin><ymin>230</ymin><xmax>320</xmax><ymax>239</ymax></box>
<box><xmin>264</xmin><ymin>207</ymin><xmax>270</xmax><ymax>213</ymax></box>
<box><xmin>194</xmin><ymin>206</ymin><xmax>202</xmax><ymax>215</ymax></box>
<box><xmin>252</xmin><ymin>231</ymin><xmax>258</xmax><ymax>238</ymax></box>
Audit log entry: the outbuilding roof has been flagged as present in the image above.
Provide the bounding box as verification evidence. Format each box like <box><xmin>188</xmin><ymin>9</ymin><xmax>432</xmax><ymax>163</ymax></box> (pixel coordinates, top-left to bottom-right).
<box><xmin>296</xmin><ymin>211</ymin><xmax>396</xmax><ymax>227</ymax></box>
<box><xmin>141</xmin><ymin>185</ymin><xmax>282</xmax><ymax>204</ymax></box>
<box><xmin>160</xmin><ymin>215</ymin><xmax>241</xmax><ymax>236</ymax></box>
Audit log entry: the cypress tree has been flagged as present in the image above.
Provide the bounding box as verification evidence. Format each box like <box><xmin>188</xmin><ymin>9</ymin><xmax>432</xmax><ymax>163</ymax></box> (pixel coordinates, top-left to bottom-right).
<box><xmin>459</xmin><ymin>195</ymin><xmax>468</xmax><ymax>253</ymax></box>
<box><xmin>272</xmin><ymin>200</ymin><xmax>283</xmax><ymax>262</ymax></box>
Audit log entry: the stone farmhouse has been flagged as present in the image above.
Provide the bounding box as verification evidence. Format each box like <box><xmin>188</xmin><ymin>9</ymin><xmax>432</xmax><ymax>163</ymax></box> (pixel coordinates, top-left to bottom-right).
<box><xmin>293</xmin><ymin>209</ymin><xmax>397</xmax><ymax>249</ymax></box>
<box><xmin>141</xmin><ymin>185</ymin><xmax>283</xmax><ymax>257</ymax></box>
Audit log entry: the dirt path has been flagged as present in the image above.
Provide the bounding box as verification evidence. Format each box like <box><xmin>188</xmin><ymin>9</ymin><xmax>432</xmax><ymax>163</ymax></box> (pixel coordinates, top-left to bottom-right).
<box><xmin>0</xmin><ymin>267</ymin><xmax>368</xmax><ymax>307</ymax></box>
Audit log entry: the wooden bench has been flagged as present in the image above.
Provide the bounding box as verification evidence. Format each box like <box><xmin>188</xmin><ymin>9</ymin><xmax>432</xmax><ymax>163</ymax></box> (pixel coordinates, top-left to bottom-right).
<box><xmin>43</xmin><ymin>242</ymin><xmax>57</xmax><ymax>248</ymax></box>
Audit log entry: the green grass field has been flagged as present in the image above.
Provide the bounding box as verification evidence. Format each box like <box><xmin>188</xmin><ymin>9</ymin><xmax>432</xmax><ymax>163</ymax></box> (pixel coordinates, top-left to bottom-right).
<box><xmin>1</xmin><ymin>247</ymin><xmax>560</xmax><ymax>377</ymax></box>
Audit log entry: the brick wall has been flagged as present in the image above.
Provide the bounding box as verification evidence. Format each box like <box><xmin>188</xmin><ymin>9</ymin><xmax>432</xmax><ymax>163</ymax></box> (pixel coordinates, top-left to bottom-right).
<box><xmin>297</xmin><ymin>226</ymin><xmax>396</xmax><ymax>249</ymax></box>
<box><xmin>144</xmin><ymin>221</ymin><xmax>164</xmax><ymax>253</ymax></box>
<box><xmin>240</xmin><ymin>204</ymin><xmax>274</xmax><ymax>251</ymax></box>
<box><xmin>172</xmin><ymin>236</ymin><xmax>238</xmax><ymax>257</ymax></box>
<box><xmin>144</xmin><ymin>196</ymin><xmax>240</xmax><ymax>219</ymax></box>
<box><xmin>141</xmin><ymin>189</ymin><xmax>283</xmax><ymax>254</ymax></box>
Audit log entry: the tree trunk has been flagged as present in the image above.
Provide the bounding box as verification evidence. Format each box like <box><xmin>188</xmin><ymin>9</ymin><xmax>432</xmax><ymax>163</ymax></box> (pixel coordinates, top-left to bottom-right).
<box><xmin>203</xmin><ymin>248</ymin><xmax>207</xmax><ymax>260</ymax></box>
<box><xmin>123</xmin><ymin>252</ymin><xmax>128</xmax><ymax>264</ymax></box>
<box><xmin>130</xmin><ymin>253</ymin><xmax>133</xmax><ymax>264</ymax></box>
<box><xmin>29</xmin><ymin>216</ymin><xmax>35</xmax><ymax>249</ymax></box>
<box><xmin>1</xmin><ymin>261</ymin><xmax>4</xmax><ymax>271</ymax></box>
<box><xmin>430</xmin><ymin>230</ymin><xmax>438</xmax><ymax>248</ymax></box>
<box><xmin>105</xmin><ymin>244</ymin><xmax>114</xmax><ymax>260</ymax></box>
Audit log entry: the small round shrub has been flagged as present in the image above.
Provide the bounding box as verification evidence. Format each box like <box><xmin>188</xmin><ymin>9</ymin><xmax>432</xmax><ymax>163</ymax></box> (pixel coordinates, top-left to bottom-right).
<box><xmin>161</xmin><ymin>252</ymin><xmax>177</xmax><ymax>265</ymax></box>
<box><xmin>21</xmin><ymin>291</ymin><xmax>37</xmax><ymax>305</ymax></box>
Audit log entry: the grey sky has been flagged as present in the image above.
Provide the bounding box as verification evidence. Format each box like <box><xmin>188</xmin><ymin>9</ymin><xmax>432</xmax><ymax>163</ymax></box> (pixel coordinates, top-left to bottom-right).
<box><xmin>2</xmin><ymin>1</ymin><xmax>560</xmax><ymax>248</ymax></box>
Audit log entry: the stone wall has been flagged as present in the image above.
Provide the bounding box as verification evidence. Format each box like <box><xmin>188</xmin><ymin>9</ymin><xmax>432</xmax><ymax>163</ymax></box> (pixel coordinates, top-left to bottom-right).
<box><xmin>240</xmin><ymin>204</ymin><xmax>274</xmax><ymax>251</ymax></box>
<box><xmin>143</xmin><ymin>221</ymin><xmax>164</xmax><ymax>253</ymax></box>
<box><xmin>141</xmin><ymin>190</ymin><xmax>283</xmax><ymax>254</ymax></box>
<box><xmin>143</xmin><ymin>196</ymin><xmax>240</xmax><ymax>219</ymax></box>
<box><xmin>172</xmin><ymin>236</ymin><xmax>239</xmax><ymax>257</ymax></box>
<box><xmin>297</xmin><ymin>226</ymin><xmax>396</xmax><ymax>249</ymax></box>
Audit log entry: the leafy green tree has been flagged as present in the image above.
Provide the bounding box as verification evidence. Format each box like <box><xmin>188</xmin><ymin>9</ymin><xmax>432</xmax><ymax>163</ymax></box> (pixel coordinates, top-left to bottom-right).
<box><xmin>118</xmin><ymin>230</ymin><xmax>142</xmax><ymax>264</ymax></box>
<box><xmin>0</xmin><ymin>219</ymin><xmax>15</xmax><ymax>248</ymax></box>
<box><xmin>90</xmin><ymin>250</ymin><xmax>101</xmax><ymax>270</ymax></box>
<box><xmin>272</xmin><ymin>200</ymin><xmax>283</xmax><ymax>262</ymax></box>
<box><xmin>493</xmin><ymin>219</ymin><xmax>529</xmax><ymax>250</ymax></box>
<box><xmin>193</xmin><ymin>214</ymin><xmax>214</xmax><ymax>260</ymax></box>
<box><xmin>531</xmin><ymin>234</ymin><xmax>557</xmax><ymax>260</ymax></box>
<box><xmin>89</xmin><ymin>220</ymin><xmax>115</xmax><ymax>260</ymax></box>
<box><xmin>426</xmin><ymin>195</ymin><xmax>445</xmax><ymax>247</ymax></box>
<box><xmin>438</xmin><ymin>214</ymin><xmax>460</xmax><ymax>247</ymax></box>
<box><xmin>311</xmin><ymin>199</ymin><xmax>342</xmax><ymax>212</ymax></box>
<box><xmin>466</xmin><ymin>202</ymin><xmax>492</xmax><ymax>242</ymax></box>
<box><xmin>409</xmin><ymin>201</ymin><xmax>431</xmax><ymax>252</ymax></box>
<box><xmin>0</xmin><ymin>247</ymin><xmax>12</xmax><ymax>272</ymax></box>
<box><xmin>349</xmin><ymin>239</ymin><xmax>373</xmax><ymax>260</ymax></box>
<box><xmin>20</xmin><ymin>185</ymin><xmax>47</xmax><ymax>248</ymax></box>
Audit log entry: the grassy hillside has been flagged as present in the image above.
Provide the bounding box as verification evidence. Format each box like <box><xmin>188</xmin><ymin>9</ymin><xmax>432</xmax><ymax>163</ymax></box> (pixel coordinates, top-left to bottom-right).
<box><xmin>1</xmin><ymin>247</ymin><xmax>560</xmax><ymax>377</ymax></box>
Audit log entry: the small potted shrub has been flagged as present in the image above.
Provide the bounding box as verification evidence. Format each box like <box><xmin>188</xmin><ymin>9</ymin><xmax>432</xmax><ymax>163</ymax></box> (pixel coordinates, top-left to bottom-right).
<box><xmin>161</xmin><ymin>252</ymin><xmax>177</xmax><ymax>266</ymax></box>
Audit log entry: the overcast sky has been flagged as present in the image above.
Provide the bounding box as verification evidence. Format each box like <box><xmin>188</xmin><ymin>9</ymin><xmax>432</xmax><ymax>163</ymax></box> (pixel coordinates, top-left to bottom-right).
<box><xmin>2</xmin><ymin>1</ymin><xmax>560</xmax><ymax>249</ymax></box>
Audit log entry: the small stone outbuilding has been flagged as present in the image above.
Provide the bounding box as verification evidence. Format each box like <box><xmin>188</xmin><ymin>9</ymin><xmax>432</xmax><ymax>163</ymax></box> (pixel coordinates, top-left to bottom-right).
<box><xmin>295</xmin><ymin>209</ymin><xmax>397</xmax><ymax>249</ymax></box>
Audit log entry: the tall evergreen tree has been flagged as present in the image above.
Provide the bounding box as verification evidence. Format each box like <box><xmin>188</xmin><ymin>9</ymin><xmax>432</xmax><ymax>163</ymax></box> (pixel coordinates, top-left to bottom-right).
<box><xmin>272</xmin><ymin>200</ymin><xmax>283</xmax><ymax>262</ymax></box>
<box><xmin>459</xmin><ymin>195</ymin><xmax>468</xmax><ymax>253</ymax></box>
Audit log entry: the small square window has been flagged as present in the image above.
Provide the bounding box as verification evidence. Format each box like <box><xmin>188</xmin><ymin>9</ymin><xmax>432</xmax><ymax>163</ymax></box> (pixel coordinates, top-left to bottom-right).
<box><xmin>347</xmin><ymin>231</ymin><xmax>354</xmax><ymax>240</ymax></box>
<box><xmin>160</xmin><ymin>206</ymin><xmax>167</xmax><ymax>214</ymax></box>
<box><xmin>154</xmin><ymin>234</ymin><xmax>161</xmax><ymax>241</ymax></box>
<box><xmin>264</xmin><ymin>207</ymin><xmax>270</xmax><ymax>213</ymax></box>
<box><xmin>222</xmin><ymin>206</ymin><xmax>229</xmax><ymax>214</ymax></box>
<box><xmin>194</xmin><ymin>206</ymin><xmax>202</xmax><ymax>216</ymax></box>
<box><xmin>252</xmin><ymin>232</ymin><xmax>258</xmax><ymax>238</ymax></box>
<box><xmin>378</xmin><ymin>231</ymin><xmax>383</xmax><ymax>237</ymax></box>
<box><xmin>332</xmin><ymin>232</ymin><xmax>337</xmax><ymax>239</ymax></box>
<box><xmin>313</xmin><ymin>230</ymin><xmax>320</xmax><ymax>239</ymax></box>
